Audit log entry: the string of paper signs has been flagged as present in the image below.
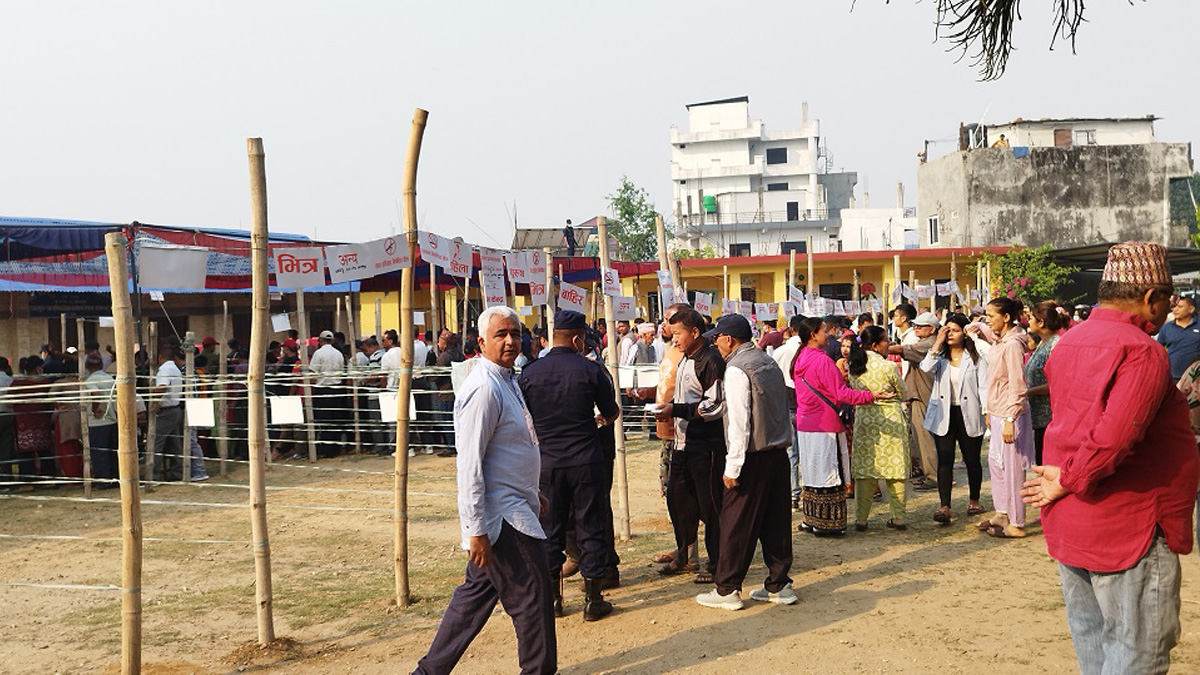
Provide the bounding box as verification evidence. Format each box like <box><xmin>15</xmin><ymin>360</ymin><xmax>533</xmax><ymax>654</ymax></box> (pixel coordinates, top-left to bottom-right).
<box><xmin>271</xmin><ymin>230</ymin><xmax>985</xmax><ymax>322</ymax></box>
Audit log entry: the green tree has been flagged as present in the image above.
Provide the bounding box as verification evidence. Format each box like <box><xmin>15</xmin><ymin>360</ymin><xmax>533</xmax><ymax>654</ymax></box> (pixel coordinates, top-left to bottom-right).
<box><xmin>606</xmin><ymin>176</ymin><xmax>659</xmax><ymax>262</ymax></box>
<box><xmin>674</xmin><ymin>244</ymin><xmax>716</xmax><ymax>260</ymax></box>
<box><xmin>974</xmin><ymin>245</ymin><xmax>1077</xmax><ymax>304</ymax></box>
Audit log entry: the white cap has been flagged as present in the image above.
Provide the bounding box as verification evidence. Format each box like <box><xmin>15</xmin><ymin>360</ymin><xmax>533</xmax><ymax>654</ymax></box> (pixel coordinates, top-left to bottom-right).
<box><xmin>913</xmin><ymin>312</ymin><xmax>940</xmax><ymax>328</ymax></box>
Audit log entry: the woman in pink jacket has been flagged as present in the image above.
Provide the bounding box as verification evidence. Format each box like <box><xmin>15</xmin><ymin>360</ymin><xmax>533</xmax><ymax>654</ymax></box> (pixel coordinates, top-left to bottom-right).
<box><xmin>969</xmin><ymin>297</ymin><xmax>1033</xmax><ymax>538</ymax></box>
<box><xmin>792</xmin><ymin>316</ymin><xmax>882</xmax><ymax>534</ymax></box>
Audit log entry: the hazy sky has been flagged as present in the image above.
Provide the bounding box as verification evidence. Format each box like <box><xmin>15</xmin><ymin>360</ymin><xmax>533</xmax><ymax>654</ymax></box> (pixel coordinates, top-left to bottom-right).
<box><xmin>0</xmin><ymin>2</ymin><xmax>1189</xmax><ymax>248</ymax></box>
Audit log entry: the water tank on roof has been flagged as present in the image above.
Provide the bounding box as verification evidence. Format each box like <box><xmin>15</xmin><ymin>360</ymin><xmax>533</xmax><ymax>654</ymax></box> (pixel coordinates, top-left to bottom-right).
<box><xmin>702</xmin><ymin>195</ymin><xmax>717</xmax><ymax>213</ymax></box>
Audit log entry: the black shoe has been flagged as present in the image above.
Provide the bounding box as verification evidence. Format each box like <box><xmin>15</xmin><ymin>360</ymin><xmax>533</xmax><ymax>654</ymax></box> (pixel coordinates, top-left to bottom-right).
<box><xmin>551</xmin><ymin>574</ymin><xmax>564</xmax><ymax>618</ymax></box>
<box><xmin>598</xmin><ymin>569</ymin><xmax>620</xmax><ymax>590</ymax></box>
<box><xmin>582</xmin><ymin>578</ymin><xmax>613</xmax><ymax>621</ymax></box>
<box><xmin>437</xmin><ymin>449</ymin><xmax>457</xmax><ymax>458</ymax></box>
<box><xmin>913</xmin><ymin>478</ymin><xmax>939</xmax><ymax>492</ymax></box>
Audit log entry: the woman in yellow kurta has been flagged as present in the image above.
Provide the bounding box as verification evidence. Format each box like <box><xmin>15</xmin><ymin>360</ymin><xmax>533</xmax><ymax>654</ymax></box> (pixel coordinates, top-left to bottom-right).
<box><xmin>848</xmin><ymin>326</ymin><xmax>910</xmax><ymax>531</ymax></box>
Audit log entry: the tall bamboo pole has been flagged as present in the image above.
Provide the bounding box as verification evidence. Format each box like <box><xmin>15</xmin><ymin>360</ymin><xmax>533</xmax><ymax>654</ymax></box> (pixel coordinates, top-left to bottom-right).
<box><xmin>60</xmin><ymin>313</ymin><xmax>67</xmax><ymax>354</ymax></box>
<box><xmin>335</xmin><ymin>297</ymin><xmax>343</xmax><ymax>341</ymax></box>
<box><xmin>104</xmin><ymin>232</ymin><xmax>142</xmax><ymax>675</ymax></box>
<box><xmin>375</xmin><ymin>298</ymin><xmax>383</xmax><ymax>339</ymax></box>
<box><xmin>395</xmin><ymin>107</ymin><xmax>428</xmax><ymax>608</ymax></box>
<box><xmin>296</xmin><ymin>289</ymin><xmax>317</xmax><ymax>462</ymax></box>
<box><xmin>346</xmin><ymin>294</ymin><xmax>362</xmax><ymax>453</ymax></box>
<box><xmin>852</xmin><ymin>269</ymin><xmax>860</xmax><ymax>302</ymax></box>
<box><xmin>598</xmin><ymin>216</ymin><xmax>631</xmax><ymax>541</ymax></box>
<box><xmin>218</xmin><ymin>300</ymin><xmax>229</xmax><ymax>477</ymax></box>
<box><xmin>543</xmin><ymin>247</ymin><xmax>555</xmax><ymax>334</ymax></box>
<box><xmin>429</xmin><ymin>262</ymin><xmax>440</xmax><ymax>335</ymax></box>
<box><xmin>909</xmin><ymin>270</ymin><xmax>917</xmax><ymax>303</ymax></box>
<box><xmin>246</xmin><ymin>137</ymin><xmax>276</xmax><ymax>645</ymax></box>
<box><xmin>950</xmin><ymin>252</ymin><xmax>958</xmax><ymax>312</ymax></box>
<box><xmin>77</xmin><ymin>319</ymin><xmax>92</xmax><ymax>498</ymax></box>
<box><xmin>806</xmin><ymin>235</ymin><xmax>815</xmax><ymax>296</ymax></box>
<box><xmin>182</xmin><ymin>332</ymin><xmax>194</xmax><ymax>484</ymax></box>
<box><xmin>144</xmin><ymin>322</ymin><xmax>157</xmax><ymax>488</ymax></box>
<box><xmin>654</xmin><ymin>215</ymin><xmax>679</xmax><ymax>290</ymax></box>
<box><xmin>789</xmin><ymin>250</ymin><xmax>796</xmax><ymax>291</ymax></box>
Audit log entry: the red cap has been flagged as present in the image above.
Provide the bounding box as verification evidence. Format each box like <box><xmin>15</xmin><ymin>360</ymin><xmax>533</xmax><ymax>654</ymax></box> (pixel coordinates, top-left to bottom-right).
<box><xmin>202</xmin><ymin>336</ymin><xmax>218</xmax><ymax>347</ymax></box>
<box><xmin>281</xmin><ymin>338</ymin><xmax>298</xmax><ymax>349</ymax></box>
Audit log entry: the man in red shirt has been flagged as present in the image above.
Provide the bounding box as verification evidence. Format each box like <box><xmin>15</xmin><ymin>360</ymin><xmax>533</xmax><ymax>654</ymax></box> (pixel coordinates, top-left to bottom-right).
<box><xmin>1023</xmin><ymin>242</ymin><xmax>1199</xmax><ymax>675</ymax></box>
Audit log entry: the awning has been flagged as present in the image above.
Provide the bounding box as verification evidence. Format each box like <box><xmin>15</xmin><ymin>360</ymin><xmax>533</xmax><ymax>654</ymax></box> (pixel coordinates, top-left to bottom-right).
<box><xmin>1051</xmin><ymin>243</ymin><xmax>1200</xmax><ymax>274</ymax></box>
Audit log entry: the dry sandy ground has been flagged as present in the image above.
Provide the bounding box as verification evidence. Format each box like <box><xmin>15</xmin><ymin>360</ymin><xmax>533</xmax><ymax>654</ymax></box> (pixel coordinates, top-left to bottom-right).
<box><xmin>2</xmin><ymin>439</ymin><xmax>1199</xmax><ymax>674</ymax></box>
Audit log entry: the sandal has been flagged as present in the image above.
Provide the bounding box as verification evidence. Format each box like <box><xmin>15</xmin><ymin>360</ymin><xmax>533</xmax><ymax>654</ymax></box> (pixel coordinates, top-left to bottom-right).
<box><xmin>933</xmin><ymin>510</ymin><xmax>951</xmax><ymax>524</ymax></box>
<box><xmin>987</xmin><ymin>525</ymin><xmax>1027</xmax><ymax>539</ymax></box>
<box><xmin>885</xmin><ymin>519</ymin><xmax>908</xmax><ymax>531</ymax></box>
<box><xmin>854</xmin><ymin>522</ymin><xmax>868</xmax><ymax>532</ymax></box>
<box><xmin>656</xmin><ymin>560</ymin><xmax>693</xmax><ymax>576</ymax></box>
<box><xmin>975</xmin><ymin>519</ymin><xmax>995</xmax><ymax>531</ymax></box>
<box><xmin>692</xmin><ymin>571</ymin><xmax>714</xmax><ymax>584</ymax></box>
<box><xmin>652</xmin><ymin>551</ymin><xmax>676</xmax><ymax>564</ymax></box>
<box><xmin>967</xmin><ymin>505</ymin><xmax>986</xmax><ymax>516</ymax></box>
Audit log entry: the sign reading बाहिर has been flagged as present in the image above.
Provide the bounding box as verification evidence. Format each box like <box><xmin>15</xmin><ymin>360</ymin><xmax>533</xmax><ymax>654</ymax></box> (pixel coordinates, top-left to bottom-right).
<box><xmin>558</xmin><ymin>281</ymin><xmax>588</xmax><ymax>313</ymax></box>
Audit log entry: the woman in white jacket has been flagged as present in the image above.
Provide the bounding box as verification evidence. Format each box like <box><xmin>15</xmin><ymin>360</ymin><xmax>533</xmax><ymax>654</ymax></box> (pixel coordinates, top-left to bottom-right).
<box><xmin>919</xmin><ymin>313</ymin><xmax>988</xmax><ymax>524</ymax></box>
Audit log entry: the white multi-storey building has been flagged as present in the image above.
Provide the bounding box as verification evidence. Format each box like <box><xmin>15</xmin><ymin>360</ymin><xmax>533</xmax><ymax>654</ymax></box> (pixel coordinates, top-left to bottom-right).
<box><xmin>669</xmin><ymin>96</ymin><xmax>858</xmax><ymax>257</ymax></box>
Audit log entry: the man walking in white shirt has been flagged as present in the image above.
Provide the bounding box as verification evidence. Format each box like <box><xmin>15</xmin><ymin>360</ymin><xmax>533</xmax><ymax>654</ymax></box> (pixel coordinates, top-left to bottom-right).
<box><xmin>414</xmin><ymin>306</ymin><xmax>555</xmax><ymax>675</ymax></box>
<box><xmin>152</xmin><ymin>347</ymin><xmax>186</xmax><ymax>480</ymax></box>
<box><xmin>309</xmin><ymin>330</ymin><xmax>347</xmax><ymax>458</ymax></box>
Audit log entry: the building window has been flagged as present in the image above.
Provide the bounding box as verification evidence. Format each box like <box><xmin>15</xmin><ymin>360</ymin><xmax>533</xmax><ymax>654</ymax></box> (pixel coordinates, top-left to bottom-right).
<box><xmin>729</xmin><ymin>243</ymin><xmax>751</xmax><ymax>257</ymax></box>
<box><xmin>1073</xmin><ymin>129</ymin><xmax>1097</xmax><ymax>146</ymax></box>
<box><xmin>786</xmin><ymin>202</ymin><xmax>800</xmax><ymax>221</ymax></box>
<box><xmin>766</xmin><ymin>182</ymin><xmax>788</xmax><ymax>192</ymax></box>
<box><xmin>780</xmin><ymin>241</ymin><xmax>807</xmax><ymax>255</ymax></box>
<box><xmin>765</xmin><ymin>148</ymin><xmax>787</xmax><ymax>165</ymax></box>
<box><xmin>928</xmin><ymin>216</ymin><xmax>940</xmax><ymax>244</ymax></box>
<box><xmin>819</xmin><ymin>283</ymin><xmax>853</xmax><ymax>301</ymax></box>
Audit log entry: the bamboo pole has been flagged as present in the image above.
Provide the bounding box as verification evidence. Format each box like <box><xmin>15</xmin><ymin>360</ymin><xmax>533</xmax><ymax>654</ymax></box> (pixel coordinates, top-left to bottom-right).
<box><xmin>544</xmin><ymin>247</ymin><xmax>555</xmax><ymax>334</ymax></box>
<box><xmin>246</xmin><ymin>137</ymin><xmax>276</xmax><ymax>645</ymax></box>
<box><xmin>598</xmin><ymin>216</ymin><xmax>631</xmax><ymax>541</ymax></box>
<box><xmin>908</xmin><ymin>270</ymin><xmax>917</xmax><ymax>303</ymax></box>
<box><xmin>852</xmin><ymin>269</ymin><xmax>860</xmax><ymax>302</ymax></box>
<box><xmin>929</xmin><ymin>278</ymin><xmax>936</xmax><ymax>314</ymax></box>
<box><xmin>77</xmin><ymin>319</ymin><xmax>92</xmax><ymax>498</ymax></box>
<box><xmin>60</xmin><ymin>313</ymin><xmax>67</xmax><ymax>355</ymax></box>
<box><xmin>654</xmin><ymin>215</ymin><xmax>679</xmax><ymax>290</ymax></box>
<box><xmin>723</xmin><ymin>265</ymin><xmax>728</xmax><ymax>303</ymax></box>
<box><xmin>218</xmin><ymin>301</ymin><xmax>229</xmax><ymax>478</ymax></box>
<box><xmin>789</xmin><ymin>250</ymin><xmax>796</xmax><ymax>290</ymax></box>
<box><xmin>182</xmin><ymin>332</ymin><xmax>194</xmax><ymax>484</ymax></box>
<box><xmin>429</xmin><ymin>262</ymin><xmax>440</xmax><ymax>335</ymax></box>
<box><xmin>806</xmin><ymin>235</ymin><xmax>815</xmax><ymax>296</ymax></box>
<box><xmin>395</xmin><ymin>107</ymin><xmax>428</xmax><ymax>608</ymax></box>
<box><xmin>375</xmin><ymin>298</ymin><xmax>383</xmax><ymax>339</ymax></box>
<box><xmin>104</xmin><ymin>232</ymin><xmax>142</xmax><ymax>675</ymax></box>
<box><xmin>296</xmin><ymin>289</ymin><xmax>317</xmax><ymax>462</ymax></box>
<box><xmin>346</xmin><ymin>294</ymin><xmax>362</xmax><ymax>454</ymax></box>
<box><xmin>950</xmin><ymin>252</ymin><xmax>958</xmax><ymax>312</ymax></box>
<box><xmin>335</xmin><ymin>297</ymin><xmax>343</xmax><ymax>341</ymax></box>
<box><xmin>144</xmin><ymin>322</ymin><xmax>157</xmax><ymax>488</ymax></box>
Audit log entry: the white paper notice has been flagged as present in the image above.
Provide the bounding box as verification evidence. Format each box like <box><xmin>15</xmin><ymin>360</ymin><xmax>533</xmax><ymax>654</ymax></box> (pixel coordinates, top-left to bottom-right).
<box><xmin>378</xmin><ymin>391</ymin><xmax>417</xmax><ymax>423</ymax></box>
<box><xmin>739</xmin><ymin>301</ymin><xmax>753</xmax><ymax>318</ymax></box>
<box><xmin>414</xmin><ymin>311</ymin><xmax>426</xmax><ymax>325</ymax></box>
<box><xmin>505</xmin><ymin>251</ymin><xmax>529</xmax><ymax>284</ymax></box>
<box><xmin>446</xmin><ymin>241</ymin><xmax>474</xmax><ymax>279</ymax></box>
<box><xmin>98</xmin><ymin>316</ymin><xmax>115</xmax><ymax>328</ymax></box>
<box><xmin>479</xmin><ymin>248</ymin><xmax>505</xmax><ymax>275</ymax></box>
<box><xmin>635</xmin><ymin>367</ymin><xmax>659</xmax><ymax>388</ymax></box>
<box><xmin>139</xmin><ymin>243</ymin><xmax>209</xmax><ymax>290</ymax></box>
<box><xmin>274</xmin><ymin>247</ymin><xmax>326</xmax><ymax>289</ymax></box>
<box><xmin>482</xmin><ymin>271</ymin><xmax>508</xmax><ymax>308</ymax></box>
<box><xmin>271</xmin><ymin>313</ymin><xmax>292</xmax><ymax>333</ymax></box>
<box><xmin>614</xmin><ymin>296</ymin><xmax>635</xmax><ymax>321</ymax></box>
<box><xmin>788</xmin><ymin>285</ymin><xmax>805</xmax><ymax>306</ymax></box>
<box><xmin>693</xmin><ymin>292</ymin><xmax>712</xmax><ymax>316</ymax></box>
<box><xmin>518</xmin><ymin>305</ymin><xmax>533</xmax><ymax>316</ymax></box>
<box><xmin>184</xmin><ymin>398</ymin><xmax>215</xmax><ymax>428</ymax></box>
<box><xmin>270</xmin><ymin>396</ymin><xmax>305</xmax><ymax>425</ymax></box>
<box><xmin>601</xmin><ymin>267</ymin><xmax>621</xmax><ymax>296</ymax></box>
<box><xmin>780</xmin><ymin>301</ymin><xmax>797</xmax><ymax>319</ymax></box>
<box><xmin>370</xmin><ymin>235</ymin><xmax>412</xmax><ymax>275</ymax></box>
<box><xmin>617</xmin><ymin>366</ymin><xmax>637</xmax><ymax>389</ymax></box>
<box><xmin>527</xmin><ymin>250</ymin><xmax>547</xmax><ymax>279</ymax></box>
<box><xmin>558</xmin><ymin>282</ymin><xmax>587</xmax><ymax>313</ymax></box>
<box><xmin>763</xmin><ymin>303</ymin><xmax>779</xmax><ymax>321</ymax></box>
<box><xmin>418</xmin><ymin>232</ymin><xmax>451</xmax><ymax>267</ymax></box>
<box><xmin>529</xmin><ymin>280</ymin><xmax>548</xmax><ymax>306</ymax></box>
<box><xmin>148</xmin><ymin>290</ymin><xmax>165</xmax><ymax>302</ymax></box>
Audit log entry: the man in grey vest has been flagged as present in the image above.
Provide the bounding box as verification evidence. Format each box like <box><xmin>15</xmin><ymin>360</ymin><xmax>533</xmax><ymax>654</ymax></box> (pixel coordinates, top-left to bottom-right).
<box><xmin>695</xmin><ymin>314</ymin><xmax>796</xmax><ymax>610</ymax></box>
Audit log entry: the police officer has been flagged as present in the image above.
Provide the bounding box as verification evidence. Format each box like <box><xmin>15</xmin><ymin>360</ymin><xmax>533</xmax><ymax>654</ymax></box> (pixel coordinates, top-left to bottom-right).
<box><xmin>518</xmin><ymin>310</ymin><xmax>621</xmax><ymax>621</ymax></box>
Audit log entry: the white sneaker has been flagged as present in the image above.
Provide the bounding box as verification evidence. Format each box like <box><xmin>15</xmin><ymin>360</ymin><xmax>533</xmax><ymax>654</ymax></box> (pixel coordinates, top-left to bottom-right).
<box><xmin>749</xmin><ymin>583</ymin><xmax>798</xmax><ymax>605</ymax></box>
<box><xmin>695</xmin><ymin>589</ymin><xmax>743</xmax><ymax>610</ymax></box>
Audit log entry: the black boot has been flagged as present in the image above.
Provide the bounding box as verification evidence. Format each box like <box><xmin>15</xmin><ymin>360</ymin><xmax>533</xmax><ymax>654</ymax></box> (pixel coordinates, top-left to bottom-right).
<box><xmin>551</xmin><ymin>572</ymin><xmax>564</xmax><ymax>618</ymax></box>
<box><xmin>582</xmin><ymin>577</ymin><xmax>613</xmax><ymax>622</ymax></box>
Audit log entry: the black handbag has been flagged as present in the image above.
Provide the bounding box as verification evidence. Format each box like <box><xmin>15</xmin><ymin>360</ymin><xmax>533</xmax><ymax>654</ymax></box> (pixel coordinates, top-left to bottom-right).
<box><xmin>801</xmin><ymin>376</ymin><xmax>854</xmax><ymax>430</ymax></box>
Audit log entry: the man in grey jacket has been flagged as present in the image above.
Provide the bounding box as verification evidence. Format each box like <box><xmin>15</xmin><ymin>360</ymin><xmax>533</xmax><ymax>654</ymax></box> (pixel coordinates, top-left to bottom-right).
<box><xmin>695</xmin><ymin>314</ymin><xmax>796</xmax><ymax>610</ymax></box>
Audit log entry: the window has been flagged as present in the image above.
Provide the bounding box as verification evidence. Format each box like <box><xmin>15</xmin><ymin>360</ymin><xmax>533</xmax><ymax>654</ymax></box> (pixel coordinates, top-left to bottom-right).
<box><xmin>927</xmin><ymin>216</ymin><xmax>940</xmax><ymax>244</ymax></box>
<box><xmin>1073</xmin><ymin>129</ymin><xmax>1097</xmax><ymax>146</ymax></box>
<box><xmin>766</xmin><ymin>182</ymin><xmax>788</xmax><ymax>192</ymax></box>
<box><xmin>729</xmin><ymin>243</ymin><xmax>751</xmax><ymax>257</ymax></box>
<box><xmin>786</xmin><ymin>202</ymin><xmax>800</xmax><ymax>221</ymax></box>
<box><xmin>780</xmin><ymin>241</ymin><xmax>807</xmax><ymax>255</ymax></box>
<box><xmin>819</xmin><ymin>283</ymin><xmax>853</xmax><ymax>301</ymax></box>
<box><xmin>765</xmin><ymin>148</ymin><xmax>787</xmax><ymax>165</ymax></box>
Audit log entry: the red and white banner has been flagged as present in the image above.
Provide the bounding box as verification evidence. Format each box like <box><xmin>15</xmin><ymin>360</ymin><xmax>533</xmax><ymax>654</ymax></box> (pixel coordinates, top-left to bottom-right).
<box><xmin>558</xmin><ymin>281</ymin><xmax>587</xmax><ymax>313</ymax></box>
<box><xmin>446</xmin><ymin>240</ymin><xmax>474</xmax><ymax>279</ymax></box>
<box><xmin>505</xmin><ymin>251</ymin><xmax>529</xmax><ymax>283</ymax></box>
<box><xmin>479</xmin><ymin>248</ymin><xmax>505</xmax><ymax>275</ymax></box>
<box><xmin>529</xmin><ymin>280</ymin><xmax>548</xmax><ymax>305</ymax></box>
<box><xmin>418</xmin><ymin>232</ymin><xmax>451</xmax><ymax>267</ymax></box>
<box><xmin>482</xmin><ymin>271</ymin><xmax>507</xmax><ymax>308</ymax></box>
<box><xmin>274</xmin><ymin>247</ymin><xmax>325</xmax><ymax>289</ymax></box>
<box><xmin>614</xmin><ymin>295</ymin><xmax>636</xmax><ymax>321</ymax></box>
<box><xmin>693</xmin><ymin>292</ymin><xmax>712</xmax><ymax>316</ymax></box>
<box><xmin>601</xmin><ymin>267</ymin><xmax>621</xmax><ymax>297</ymax></box>
<box><xmin>845</xmin><ymin>300</ymin><xmax>862</xmax><ymax>316</ymax></box>
<box><xmin>780</xmin><ymin>301</ymin><xmax>798</xmax><ymax>319</ymax></box>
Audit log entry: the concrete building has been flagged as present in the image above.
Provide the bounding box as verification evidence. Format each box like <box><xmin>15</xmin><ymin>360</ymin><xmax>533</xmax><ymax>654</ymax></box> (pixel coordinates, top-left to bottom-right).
<box><xmin>837</xmin><ymin>182</ymin><xmax>919</xmax><ymax>252</ymax></box>
<box><xmin>919</xmin><ymin>116</ymin><xmax>1193</xmax><ymax>248</ymax></box>
<box><xmin>669</xmin><ymin>96</ymin><xmax>857</xmax><ymax>257</ymax></box>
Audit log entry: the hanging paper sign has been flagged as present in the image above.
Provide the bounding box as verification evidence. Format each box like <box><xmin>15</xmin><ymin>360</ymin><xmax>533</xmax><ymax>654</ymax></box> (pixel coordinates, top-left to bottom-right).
<box><xmin>527</xmin><ymin>250</ymin><xmax>547</xmax><ymax>279</ymax></box>
<box><xmin>935</xmin><ymin>282</ymin><xmax>952</xmax><ymax>297</ymax></box>
<box><xmin>601</xmin><ymin>267</ymin><xmax>621</xmax><ymax>296</ymax></box>
<box><xmin>759</xmin><ymin>303</ymin><xmax>778</xmax><ymax>321</ymax></box>
<box><xmin>518</xmin><ymin>305</ymin><xmax>533</xmax><ymax>316</ymax></box>
<box><xmin>505</xmin><ymin>251</ymin><xmax>529</xmax><ymax>283</ymax></box>
<box><xmin>479</xmin><ymin>248</ymin><xmax>505</xmax><ymax>275</ymax></box>
<box><xmin>815</xmin><ymin>297</ymin><xmax>831</xmax><ymax>315</ymax></box>
<box><xmin>418</xmin><ymin>232</ymin><xmax>451</xmax><ymax>267</ymax></box>
<box><xmin>614</xmin><ymin>295</ymin><xmax>636</xmax><ymax>321</ymax></box>
<box><xmin>892</xmin><ymin>285</ymin><xmax>903</xmax><ymax>304</ymax></box>
<box><xmin>902</xmin><ymin>285</ymin><xmax>918</xmax><ymax>302</ymax></box>
<box><xmin>780</xmin><ymin>301</ymin><xmax>797</xmax><ymax>319</ymax></box>
<box><xmin>788</xmin><ymin>285</ymin><xmax>805</xmax><ymax>306</ymax></box>
<box><xmin>829</xmin><ymin>300</ymin><xmax>844</xmax><ymax>316</ymax></box>
<box><xmin>693</xmin><ymin>292</ymin><xmax>712</xmax><ymax>315</ymax></box>
<box><xmin>529</xmin><ymin>280</ymin><xmax>548</xmax><ymax>305</ymax></box>
<box><xmin>446</xmin><ymin>240</ymin><xmax>474</xmax><ymax>279</ymax></box>
<box><xmin>558</xmin><ymin>281</ymin><xmax>587</xmax><ymax>313</ymax></box>
<box><xmin>948</xmin><ymin>280</ymin><xmax>960</xmax><ymax>294</ymax></box>
<box><xmin>738</xmin><ymin>301</ymin><xmax>753</xmax><ymax>318</ymax></box>
<box><xmin>721</xmin><ymin>298</ymin><xmax>736</xmax><ymax>315</ymax></box>
<box><xmin>846</xmin><ymin>300</ymin><xmax>862</xmax><ymax>315</ymax></box>
<box><xmin>870</xmin><ymin>298</ymin><xmax>883</xmax><ymax>314</ymax></box>
<box><xmin>325</xmin><ymin>243</ymin><xmax>373</xmax><ymax>282</ymax></box>
<box><xmin>482</xmin><ymin>271</ymin><xmax>507</xmax><ymax>308</ymax></box>
<box><xmin>754</xmin><ymin>303</ymin><xmax>768</xmax><ymax>319</ymax></box>
<box><xmin>139</xmin><ymin>243</ymin><xmax>209</xmax><ymax>290</ymax></box>
<box><xmin>661</xmin><ymin>285</ymin><xmax>677</xmax><ymax>307</ymax></box>
<box><xmin>370</xmin><ymin>235</ymin><xmax>412</xmax><ymax>274</ymax></box>
<box><xmin>274</xmin><ymin>247</ymin><xmax>326</xmax><ymax>289</ymax></box>
<box><xmin>956</xmin><ymin>291</ymin><xmax>969</xmax><ymax>307</ymax></box>
<box><xmin>916</xmin><ymin>285</ymin><xmax>935</xmax><ymax>299</ymax></box>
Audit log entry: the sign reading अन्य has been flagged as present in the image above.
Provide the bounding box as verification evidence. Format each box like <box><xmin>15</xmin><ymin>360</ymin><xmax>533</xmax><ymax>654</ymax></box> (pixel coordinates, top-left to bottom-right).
<box><xmin>614</xmin><ymin>295</ymin><xmax>635</xmax><ymax>321</ymax></box>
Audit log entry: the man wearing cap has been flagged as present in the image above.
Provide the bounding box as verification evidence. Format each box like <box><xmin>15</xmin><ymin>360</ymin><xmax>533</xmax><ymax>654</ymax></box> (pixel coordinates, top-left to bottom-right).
<box><xmin>414</xmin><ymin>306</ymin><xmax>556</xmax><ymax>675</ymax></box>
<box><xmin>889</xmin><ymin>311</ymin><xmax>939</xmax><ymax>491</ymax></box>
<box><xmin>518</xmin><ymin>310</ymin><xmax>620</xmax><ymax>621</ymax></box>
<box><xmin>309</xmin><ymin>330</ymin><xmax>347</xmax><ymax>458</ymax></box>
<box><xmin>1022</xmin><ymin>242</ymin><xmax>1199</xmax><ymax>674</ymax></box>
<box><xmin>695</xmin><ymin>315</ymin><xmax>795</xmax><ymax>610</ymax></box>
<box><xmin>200</xmin><ymin>336</ymin><xmax>219</xmax><ymax>364</ymax></box>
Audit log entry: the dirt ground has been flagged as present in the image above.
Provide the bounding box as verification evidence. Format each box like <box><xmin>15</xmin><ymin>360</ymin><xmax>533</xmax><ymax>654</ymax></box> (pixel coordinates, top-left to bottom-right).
<box><xmin>2</xmin><ymin>438</ymin><xmax>1199</xmax><ymax>674</ymax></box>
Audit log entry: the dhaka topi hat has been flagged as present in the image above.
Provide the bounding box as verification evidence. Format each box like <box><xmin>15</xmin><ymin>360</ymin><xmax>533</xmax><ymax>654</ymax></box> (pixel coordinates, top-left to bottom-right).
<box><xmin>1102</xmin><ymin>242</ymin><xmax>1171</xmax><ymax>285</ymax></box>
